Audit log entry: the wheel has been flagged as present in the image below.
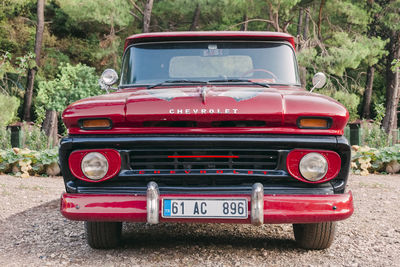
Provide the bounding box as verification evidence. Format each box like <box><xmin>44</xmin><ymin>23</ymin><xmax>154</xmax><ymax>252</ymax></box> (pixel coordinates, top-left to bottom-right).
<box><xmin>293</xmin><ymin>222</ymin><xmax>336</xmax><ymax>250</ymax></box>
<box><xmin>85</xmin><ymin>221</ymin><xmax>122</xmax><ymax>249</ymax></box>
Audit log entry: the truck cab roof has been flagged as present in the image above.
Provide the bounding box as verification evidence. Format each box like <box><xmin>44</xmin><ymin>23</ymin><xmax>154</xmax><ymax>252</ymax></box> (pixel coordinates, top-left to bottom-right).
<box><xmin>124</xmin><ymin>31</ymin><xmax>295</xmax><ymax>51</ymax></box>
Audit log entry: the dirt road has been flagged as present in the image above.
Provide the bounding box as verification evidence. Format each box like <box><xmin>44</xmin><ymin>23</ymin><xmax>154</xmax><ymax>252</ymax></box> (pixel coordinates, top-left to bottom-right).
<box><xmin>0</xmin><ymin>174</ymin><xmax>399</xmax><ymax>266</ymax></box>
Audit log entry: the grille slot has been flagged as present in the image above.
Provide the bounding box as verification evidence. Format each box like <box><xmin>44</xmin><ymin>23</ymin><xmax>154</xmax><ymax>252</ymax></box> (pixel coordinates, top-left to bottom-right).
<box><xmin>129</xmin><ymin>149</ymin><xmax>278</xmax><ymax>170</ymax></box>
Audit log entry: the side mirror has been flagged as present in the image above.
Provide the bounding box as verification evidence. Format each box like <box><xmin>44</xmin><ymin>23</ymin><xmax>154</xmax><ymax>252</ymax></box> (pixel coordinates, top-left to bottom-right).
<box><xmin>310</xmin><ymin>72</ymin><xmax>327</xmax><ymax>92</ymax></box>
<box><xmin>99</xmin><ymin>69</ymin><xmax>118</xmax><ymax>93</ymax></box>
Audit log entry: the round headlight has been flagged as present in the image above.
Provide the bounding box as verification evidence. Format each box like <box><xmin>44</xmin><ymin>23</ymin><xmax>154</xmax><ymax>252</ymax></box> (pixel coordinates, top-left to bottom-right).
<box><xmin>299</xmin><ymin>152</ymin><xmax>328</xmax><ymax>181</ymax></box>
<box><xmin>81</xmin><ymin>152</ymin><xmax>109</xmax><ymax>180</ymax></box>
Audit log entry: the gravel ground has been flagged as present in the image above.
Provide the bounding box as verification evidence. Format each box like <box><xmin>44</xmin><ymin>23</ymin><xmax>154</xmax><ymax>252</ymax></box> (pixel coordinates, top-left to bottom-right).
<box><xmin>0</xmin><ymin>174</ymin><xmax>399</xmax><ymax>267</ymax></box>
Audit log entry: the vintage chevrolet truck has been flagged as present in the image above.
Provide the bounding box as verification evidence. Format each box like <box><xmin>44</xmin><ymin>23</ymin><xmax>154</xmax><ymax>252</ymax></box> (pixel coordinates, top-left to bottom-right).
<box><xmin>59</xmin><ymin>31</ymin><xmax>353</xmax><ymax>250</ymax></box>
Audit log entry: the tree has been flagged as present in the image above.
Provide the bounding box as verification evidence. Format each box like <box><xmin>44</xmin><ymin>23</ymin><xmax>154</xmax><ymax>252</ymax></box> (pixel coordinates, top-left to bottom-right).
<box><xmin>22</xmin><ymin>0</ymin><xmax>44</xmax><ymax>122</ymax></box>
<box><xmin>59</xmin><ymin>0</ymin><xmax>133</xmax><ymax>68</ymax></box>
<box><xmin>189</xmin><ymin>3</ymin><xmax>201</xmax><ymax>31</ymax></box>
<box><xmin>143</xmin><ymin>0</ymin><xmax>154</xmax><ymax>32</ymax></box>
<box><xmin>381</xmin><ymin>0</ymin><xmax>400</xmax><ymax>136</ymax></box>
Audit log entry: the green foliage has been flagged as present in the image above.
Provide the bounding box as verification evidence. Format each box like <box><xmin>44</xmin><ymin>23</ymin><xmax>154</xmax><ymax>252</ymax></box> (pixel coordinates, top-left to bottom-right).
<box><xmin>41</xmin><ymin>48</ymin><xmax>70</xmax><ymax>80</ymax></box>
<box><xmin>360</xmin><ymin>121</ymin><xmax>389</xmax><ymax>149</ymax></box>
<box><xmin>298</xmin><ymin>33</ymin><xmax>387</xmax><ymax>76</ymax></box>
<box><xmin>59</xmin><ymin>0</ymin><xmax>132</xmax><ymax>29</ymax></box>
<box><xmin>35</xmin><ymin>63</ymin><xmax>101</xmax><ymax>123</ymax></box>
<box><xmin>0</xmin><ymin>149</ymin><xmax>19</xmax><ymax>173</ymax></box>
<box><xmin>0</xmin><ymin>147</ymin><xmax>58</xmax><ymax>177</ymax></box>
<box><xmin>316</xmin><ymin>89</ymin><xmax>360</xmax><ymax>122</ymax></box>
<box><xmin>352</xmin><ymin>145</ymin><xmax>400</xmax><ymax>175</ymax></box>
<box><xmin>392</xmin><ymin>59</ymin><xmax>400</xmax><ymax>72</ymax></box>
<box><xmin>0</xmin><ymin>127</ymin><xmax>11</xmax><ymax>149</ymax></box>
<box><xmin>19</xmin><ymin>123</ymin><xmax>52</xmax><ymax>150</ymax></box>
<box><xmin>351</xmin><ymin>146</ymin><xmax>378</xmax><ymax>175</ymax></box>
<box><xmin>376</xmin><ymin>145</ymin><xmax>400</xmax><ymax>164</ymax></box>
<box><xmin>380</xmin><ymin>0</ymin><xmax>400</xmax><ymax>31</ymax></box>
<box><xmin>0</xmin><ymin>94</ymin><xmax>20</xmax><ymax>126</ymax></box>
<box><xmin>359</xmin><ymin>103</ymin><xmax>388</xmax><ymax>149</ymax></box>
<box><xmin>332</xmin><ymin>91</ymin><xmax>360</xmax><ymax>122</ymax></box>
<box><xmin>0</xmin><ymin>51</ymin><xmax>34</xmax><ymax>97</ymax></box>
<box><xmin>0</xmin><ymin>123</ymin><xmax>51</xmax><ymax>150</ymax></box>
<box><xmin>0</xmin><ymin>0</ymin><xmax>397</xmax><ymax>132</ymax></box>
<box><xmin>0</xmin><ymin>0</ymin><xmax>34</xmax><ymax>20</ymax></box>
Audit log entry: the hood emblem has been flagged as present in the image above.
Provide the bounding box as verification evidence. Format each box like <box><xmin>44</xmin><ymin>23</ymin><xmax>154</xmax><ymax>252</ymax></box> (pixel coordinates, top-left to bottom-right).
<box><xmin>200</xmin><ymin>86</ymin><xmax>208</xmax><ymax>104</ymax></box>
<box><xmin>147</xmin><ymin>89</ymin><xmax>188</xmax><ymax>101</ymax></box>
<box><xmin>217</xmin><ymin>89</ymin><xmax>263</xmax><ymax>102</ymax></box>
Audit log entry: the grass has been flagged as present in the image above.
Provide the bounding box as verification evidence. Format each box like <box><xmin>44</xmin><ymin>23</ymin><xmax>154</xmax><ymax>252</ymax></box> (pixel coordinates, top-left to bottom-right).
<box><xmin>17</xmin><ymin>184</ymin><xmax>44</xmax><ymax>191</ymax></box>
<box><xmin>1</xmin><ymin>189</ymin><xmax>11</xmax><ymax>196</ymax></box>
<box><xmin>358</xmin><ymin>181</ymin><xmax>385</xmax><ymax>188</ymax></box>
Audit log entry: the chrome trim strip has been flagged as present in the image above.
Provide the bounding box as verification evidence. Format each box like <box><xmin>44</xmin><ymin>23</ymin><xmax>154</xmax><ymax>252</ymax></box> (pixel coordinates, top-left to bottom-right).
<box><xmin>146</xmin><ymin>181</ymin><xmax>160</xmax><ymax>224</ymax></box>
<box><xmin>251</xmin><ymin>182</ymin><xmax>264</xmax><ymax>226</ymax></box>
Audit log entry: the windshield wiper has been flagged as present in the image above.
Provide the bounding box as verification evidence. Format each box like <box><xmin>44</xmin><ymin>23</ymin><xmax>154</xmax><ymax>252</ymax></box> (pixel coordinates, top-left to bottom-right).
<box><xmin>208</xmin><ymin>79</ymin><xmax>270</xmax><ymax>88</ymax></box>
<box><xmin>147</xmin><ymin>80</ymin><xmax>207</xmax><ymax>89</ymax></box>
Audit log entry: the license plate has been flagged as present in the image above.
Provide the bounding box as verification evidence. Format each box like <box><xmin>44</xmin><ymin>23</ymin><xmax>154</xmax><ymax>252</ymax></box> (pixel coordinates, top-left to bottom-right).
<box><xmin>162</xmin><ymin>198</ymin><xmax>248</xmax><ymax>219</ymax></box>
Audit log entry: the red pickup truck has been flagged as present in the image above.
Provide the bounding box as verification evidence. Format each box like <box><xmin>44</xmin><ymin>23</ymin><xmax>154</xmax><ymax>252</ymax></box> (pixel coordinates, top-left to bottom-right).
<box><xmin>59</xmin><ymin>31</ymin><xmax>353</xmax><ymax>250</ymax></box>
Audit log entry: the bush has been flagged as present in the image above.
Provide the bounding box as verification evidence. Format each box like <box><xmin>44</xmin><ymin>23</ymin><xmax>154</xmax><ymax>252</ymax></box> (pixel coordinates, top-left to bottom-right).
<box><xmin>0</xmin><ymin>147</ymin><xmax>59</xmax><ymax>177</ymax></box>
<box><xmin>0</xmin><ymin>94</ymin><xmax>19</xmax><ymax>126</ymax></box>
<box><xmin>316</xmin><ymin>89</ymin><xmax>360</xmax><ymax>122</ymax></box>
<box><xmin>360</xmin><ymin>121</ymin><xmax>389</xmax><ymax>148</ymax></box>
<box><xmin>0</xmin><ymin>123</ymin><xmax>53</xmax><ymax>153</ymax></box>
<box><xmin>0</xmin><ymin>127</ymin><xmax>11</xmax><ymax>149</ymax></box>
<box><xmin>351</xmin><ymin>146</ymin><xmax>379</xmax><ymax>175</ymax></box>
<box><xmin>20</xmin><ymin>122</ymin><xmax>53</xmax><ymax>150</ymax></box>
<box><xmin>351</xmin><ymin>145</ymin><xmax>400</xmax><ymax>175</ymax></box>
<box><xmin>35</xmin><ymin>63</ymin><xmax>102</xmax><ymax>123</ymax></box>
<box><xmin>331</xmin><ymin>91</ymin><xmax>360</xmax><ymax>122</ymax></box>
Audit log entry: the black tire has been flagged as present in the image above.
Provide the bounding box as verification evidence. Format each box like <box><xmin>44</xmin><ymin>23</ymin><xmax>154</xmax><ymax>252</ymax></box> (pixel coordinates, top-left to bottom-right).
<box><xmin>85</xmin><ymin>221</ymin><xmax>122</xmax><ymax>249</ymax></box>
<box><xmin>293</xmin><ymin>221</ymin><xmax>336</xmax><ymax>250</ymax></box>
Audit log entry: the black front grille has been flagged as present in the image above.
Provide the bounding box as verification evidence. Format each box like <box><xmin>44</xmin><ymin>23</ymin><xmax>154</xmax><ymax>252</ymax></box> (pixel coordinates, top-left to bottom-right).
<box><xmin>129</xmin><ymin>149</ymin><xmax>278</xmax><ymax>170</ymax></box>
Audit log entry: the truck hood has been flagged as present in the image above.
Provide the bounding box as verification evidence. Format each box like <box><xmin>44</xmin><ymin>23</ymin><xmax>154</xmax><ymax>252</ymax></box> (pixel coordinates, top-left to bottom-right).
<box><xmin>125</xmin><ymin>87</ymin><xmax>283</xmax><ymax>126</ymax></box>
<box><xmin>63</xmin><ymin>86</ymin><xmax>349</xmax><ymax>135</ymax></box>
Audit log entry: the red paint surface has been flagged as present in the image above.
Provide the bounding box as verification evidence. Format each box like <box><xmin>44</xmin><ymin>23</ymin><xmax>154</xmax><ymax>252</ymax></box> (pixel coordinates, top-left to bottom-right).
<box><xmin>168</xmin><ymin>155</ymin><xmax>239</xmax><ymax>158</ymax></box>
<box><xmin>60</xmin><ymin>194</ymin><xmax>147</xmax><ymax>222</ymax></box>
<box><xmin>68</xmin><ymin>149</ymin><xmax>121</xmax><ymax>183</ymax></box>
<box><xmin>62</xmin><ymin>86</ymin><xmax>349</xmax><ymax>136</ymax></box>
<box><xmin>286</xmin><ymin>149</ymin><xmax>342</xmax><ymax>184</ymax></box>
<box><xmin>124</xmin><ymin>31</ymin><xmax>296</xmax><ymax>50</ymax></box>
<box><xmin>60</xmin><ymin>191</ymin><xmax>353</xmax><ymax>224</ymax></box>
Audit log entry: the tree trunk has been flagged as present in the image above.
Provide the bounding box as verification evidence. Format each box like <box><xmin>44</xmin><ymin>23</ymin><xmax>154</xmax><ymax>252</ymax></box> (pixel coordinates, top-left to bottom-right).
<box><xmin>267</xmin><ymin>2</ymin><xmax>280</xmax><ymax>32</ymax></box>
<box><xmin>240</xmin><ymin>13</ymin><xmax>248</xmax><ymax>31</ymax></box>
<box><xmin>297</xmin><ymin>8</ymin><xmax>303</xmax><ymax>43</ymax></box>
<box><xmin>298</xmin><ymin>8</ymin><xmax>309</xmax><ymax>87</ymax></box>
<box><xmin>190</xmin><ymin>4</ymin><xmax>201</xmax><ymax>31</ymax></box>
<box><xmin>382</xmin><ymin>30</ymin><xmax>400</xmax><ymax>136</ymax></box>
<box><xmin>361</xmin><ymin>66</ymin><xmax>375</xmax><ymax>119</ymax></box>
<box><xmin>303</xmin><ymin>8</ymin><xmax>310</xmax><ymax>40</ymax></box>
<box><xmin>361</xmin><ymin>0</ymin><xmax>378</xmax><ymax>120</ymax></box>
<box><xmin>23</xmin><ymin>0</ymin><xmax>45</xmax><ymax>122</ymax></box>
<box><xmin>42</xmin><ymin>110</ymin><xmax>58</xmax><ymax>147</ymax></box>
<box><xmin>317</xmin><ymin>0</ymin><xmax>325</xmax><ymax>40</ymax></box>
<box><xmin>143</xmin><ymin>0</ymin><xmax>154</xmax><ymax>33</ymax></box>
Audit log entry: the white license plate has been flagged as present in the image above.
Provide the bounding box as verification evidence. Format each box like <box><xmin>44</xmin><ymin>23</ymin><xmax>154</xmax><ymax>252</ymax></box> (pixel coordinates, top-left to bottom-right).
<box><xmin>162</xmin><ymin>198</ymin><xmax>248</xmax><ymax>219</ymax></box>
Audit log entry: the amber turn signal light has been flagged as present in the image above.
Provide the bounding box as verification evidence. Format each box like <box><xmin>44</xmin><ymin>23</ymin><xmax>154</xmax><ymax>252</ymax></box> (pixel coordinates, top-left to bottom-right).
<box><xmin>81</xmin><ymin>119</ymin><xmax>111</xmax><ymax>129</ymax></box>
<box><xmin>298</xmin><ymin>118</ymin><xmax>330</xmax><ymax>129</ymax></box>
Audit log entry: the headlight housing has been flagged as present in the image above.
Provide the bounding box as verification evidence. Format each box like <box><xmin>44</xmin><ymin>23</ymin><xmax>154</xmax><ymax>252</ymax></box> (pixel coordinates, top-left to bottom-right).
<box><xmin>299</xmin><ymin>152</ymin><xmax>328</xmax><ymax>181</ymax></box>
<box><xmin>81</xmin><ymin>152</ymin><xmax>109</xmax><ymax>180</ymax></box>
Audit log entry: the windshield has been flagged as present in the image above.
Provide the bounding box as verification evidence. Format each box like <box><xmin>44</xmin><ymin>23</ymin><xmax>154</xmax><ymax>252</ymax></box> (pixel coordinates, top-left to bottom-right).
<box><xmin>120</xmin><ymin>41</ymin><xmax>300</xmax><ymax>86</ymax></box>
